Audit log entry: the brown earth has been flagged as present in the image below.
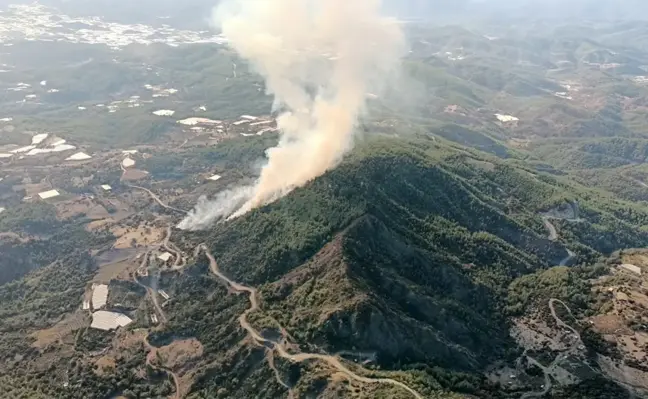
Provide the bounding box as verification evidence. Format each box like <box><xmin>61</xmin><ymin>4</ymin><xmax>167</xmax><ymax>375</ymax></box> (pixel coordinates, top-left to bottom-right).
<box><xmin>122</xmin><ymin>169</ymin><xmax>149</xmax><ymax>181</ymax></box>
<box><xmin>591</xmin><ymin>314</ymin><xmax>631</xmax><ymax>335</ymax></box>
<box><xmin>92</xmin><ymin>259</ymin><xmax>138</xmax><ymax>282</ymax></box>
<box><xmin>155</xmin><ymin>338</ymin><xmax>204</xmax><ymax>371</ymax></box>
<box><xmin>32</xmin><ymin>311</ymin><xmax>89</xmax><ymax>348</ymax></box>
<box><xmin>112</xmin><ymin>223</ymin><xmax>164</xmax><ymax>249</ymax></box>
<box><xmin>56</xmin><ymin>198</ymin><xmax>110</xmax><ymax>220</ymax></box>
<box><xmin>86</xmin><ymin>218</ymin><xmax>115</xmax><ymax>231</ymax></box>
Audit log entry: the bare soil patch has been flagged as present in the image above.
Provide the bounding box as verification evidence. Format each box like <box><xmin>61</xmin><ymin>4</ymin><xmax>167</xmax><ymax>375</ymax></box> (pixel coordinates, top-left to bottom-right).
<box><xmin>156</xmin><ymin>338</ymin><xmax>204</xmax><ymax>371</ymax></box>
<box><xmin>86</xmin><ymin>218</ymin><xmax>115</xmax><ymax>231</ymax></box>
<box><xmin>122</xmin><ymin>169</ymin><xmax>149</xmax><ymax>181</ymax></box>
<box><xmin>56</xmin><ymin>198</ymin><xmax>109</xmax><ymax>220</ymax></box>
<box><xmin>623</xmin><ymin>254</ymin><xmax>648</xmax><ymax>269</ymax></box>
<box><xmin>32</xmin><ymin>311</ymin><xmax>89</xmax><ymax>348</ymax></box>
<box><xmin>112</xmin><ymin>223</ymin><xmax>164</xmax><ymax>249</ymax></box>
<box><xmin>591</xmin><ymin>314</ymin><xmax>631</xmax><ymax>335</ymax></box>
<box><xmin>93</xmin><ymin>259</ymin><xmax>137</xmax><ymax>282</ymax></box>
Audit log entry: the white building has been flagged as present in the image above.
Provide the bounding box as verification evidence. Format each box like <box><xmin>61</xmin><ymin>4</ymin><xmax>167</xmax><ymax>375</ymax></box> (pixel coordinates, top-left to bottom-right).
<box><xmin>65</xmin><ymin>152</ymin><xmax>92</xmax><ymax>161</ymax></box>
<box><xmin>31</xmin><ymin>133</ymin><xmax>49</xmax><ymax>145</ymax></box>
<box><xmin>495</xmin><ymin>114</ymin><xmax>519</xmax><ymax>122</ymax></box>
<box><xmin>90</xmin><ymin>311</ymin><xmax>133</xmax><ymax>331</ymax></box>
<box><xmin>122</xmin><ymin>157</ymin><xmax>136</xmax><ymax>168</ymax></box>
<box><xmin>158</xmin><ymin>252</ymin><xmax>173</xmax><ymax>262</ymax></box>
<box><xmin>38</xmin><ymin>189</ymin><xmax>60</xmax><ymax>200</ymax></box>
<box><xmin>91</xmin><ymin>284</ymin><xmax>109</xmax><ymax>309</ymax></box>
<box><xmin>152</xmin><ymin>109</ymin><xmax>175</xmax><ymax>116</ymax></box>
<box><xmin>177</xmin><ymin>117</ymin><xmax>221</xmax><ymax>126</ymax></box>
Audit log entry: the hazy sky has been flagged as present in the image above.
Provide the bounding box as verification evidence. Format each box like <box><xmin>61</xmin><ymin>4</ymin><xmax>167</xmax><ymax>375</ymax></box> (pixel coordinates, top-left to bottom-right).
<box><xmin>6</xmin><ymin>0</ymin><xmax>648</xmax><ymax>26</ymax></box>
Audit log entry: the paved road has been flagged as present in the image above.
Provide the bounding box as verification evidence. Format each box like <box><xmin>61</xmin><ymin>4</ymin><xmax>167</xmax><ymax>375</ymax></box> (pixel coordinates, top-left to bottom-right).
<box><xmin>198</xmin><ymin>245</ymin><xmax>424</xmax><ymax>399</ymax></box>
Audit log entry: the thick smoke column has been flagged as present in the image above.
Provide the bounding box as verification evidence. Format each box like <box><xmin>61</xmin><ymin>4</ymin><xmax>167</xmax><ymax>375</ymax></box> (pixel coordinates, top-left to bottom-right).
<box><xmin>179</xmin><ymin>0</ymin><xmax>405</xmax><ymax>229</ymax></box>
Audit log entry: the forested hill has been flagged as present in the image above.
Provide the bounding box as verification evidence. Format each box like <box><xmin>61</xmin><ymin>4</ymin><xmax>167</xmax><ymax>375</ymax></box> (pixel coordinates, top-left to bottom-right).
<box><xmin>158</xmin><ymin>135</ymin><xmax>648</xmax><ymax>397</ymax></box>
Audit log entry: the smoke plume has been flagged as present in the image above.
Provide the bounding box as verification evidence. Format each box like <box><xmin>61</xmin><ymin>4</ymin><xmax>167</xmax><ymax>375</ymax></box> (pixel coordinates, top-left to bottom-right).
<box><xmin>180</xmin><ymin>0</ymin><xmax>405</xmax><ymax>229</ymax></box>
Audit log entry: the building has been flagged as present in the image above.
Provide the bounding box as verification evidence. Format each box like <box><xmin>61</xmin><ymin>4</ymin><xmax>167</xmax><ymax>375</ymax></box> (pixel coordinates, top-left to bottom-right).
<box><xmin>65</xmin><ymin>152</ymin><xmax>92</xmax><ymax>161</ymax></box>
<box><xmin>38</xmin><ymin>189</ymin><xmax>60</xmax><ymax>199</ymax></box>
<box><xmin>91</xmin><ymin>284</ymin><xmax>109</xmax><ymax>309</ymax></box>
<box><xmin>122</xmin><ymin>157</ymin><xmax>135</xmax><ymax>168</ymax></box>
<box><xmin>152</xmin><ymin>109</ymin><xmax>175</xmax><ymax>116</ymax></box>
<box><xmin>158</xmin><ymin>252</ymin><xmax>173</xmax><ymax>262</ymax></box>
<box><xmin>90</xmin><ymin>311</ymin><xmax>133</xmax><ymax>331</ymax></box>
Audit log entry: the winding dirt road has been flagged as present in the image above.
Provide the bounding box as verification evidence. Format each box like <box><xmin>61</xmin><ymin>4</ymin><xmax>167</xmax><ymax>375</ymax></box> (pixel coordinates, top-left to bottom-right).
<box><xmin>542</xmin><ymin>217</ymin><xmax>559</xmax><ymax>241</ymax></box>
<box><xmin>198</xmin><ymin>245</ymin><xmax>424</xmax><ymax>399</ymax></box>
<box><xmin>143</xmin><ymin>333</ymin><xmax>182</xmax><ymax>399</ymax></box>
<box><xmin>542</xmin><ymin>217</ymin><xmax>576</xmax><ymax>266</ymax></box>
<box><xmin>162</xmin><ymin>226</ymin><xmax>186</xmax><ymax>270</ymax></box>
<box><xmin>124</xmin><ymin>187</ymin><xmax>420</xmax><ymax>397</ymax></box>
<box><xmin>134</xmin><ymin>251</ymin><xmax>168</xmax><ymax>324</ymax></box>
<box><xmin>520</xmin><ymin>299</ymin><xmax>581</xmax><ymax>399</ymax></box>
<box><xmin>126</xmin><ymin>183</ymin><xmax>188</xmax><ymax>215</ymax></box>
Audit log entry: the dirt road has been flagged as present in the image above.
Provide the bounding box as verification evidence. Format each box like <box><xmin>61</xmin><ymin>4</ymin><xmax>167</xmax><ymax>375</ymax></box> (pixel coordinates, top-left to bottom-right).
<box><xmin>143</xmin><ymin>333</ymin><xmax>182</xmax><ymax>399</ymax></box>
<box><xmin>543</xmin><ymin>217</ymin><xmax>576</xmax><ymax>266</ymax></box>
<box><xmin>134</xmin><ymin>251</ymin><xmax>168</xmax><ymax>324</ymax></box>
<box><xmin>162</xmin><ymin>226</ymin><xmax>186</xmax><ymax>270</ymax></box>
<box><xmin>559</xmin><ymin>249</ymin><xmax>576</xmax><ymax>266</ymax></box>
<box><xmin>549</xmin><ymin>298</ymin><xmax>580</xmax><ymax>340</ymax></box>
<box><xmin>519</xmin><ymin>299</ymin><xmax>581</xmax><ymax>399</ymax></box>
<box><xmin>198</xmin><ymin>245</ymin><xmax>424</xmax><ymax>399</ymax></box>
<box><xmin>542</xmin><ymin>217</ymin><xmax>558</xmax><ymax>241</ymax></box>
<box><xmin>126</xmin><ymin>184</ymin><xmax>187</xmax><ymax>215</ymax></box>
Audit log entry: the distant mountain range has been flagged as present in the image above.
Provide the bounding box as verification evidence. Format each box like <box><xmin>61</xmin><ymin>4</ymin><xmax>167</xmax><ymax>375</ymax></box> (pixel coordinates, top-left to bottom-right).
<box><xmin>384</xmin><ymin>0</ymin><xmax>648</xmax><ymax>23</ymax></box>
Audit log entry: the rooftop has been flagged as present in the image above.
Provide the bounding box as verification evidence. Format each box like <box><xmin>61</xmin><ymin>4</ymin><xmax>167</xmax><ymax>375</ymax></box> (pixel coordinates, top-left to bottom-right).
<box><xmin>122</xmin><ymin>157</ymin><xmax>136</xmax><ymax>168</ymax></box>
<box><xmin>31</xmin><ymin>133</ymin><xmax>49</xmax><ymax>145</ymax></box>
<box><xmin>495</xmin><ymin>114</ymin><xmax>519</xmax><ymax>122</ymax></box>
<box><xmin>177</xmin><ymin>117</ymin><xmax>222</xmax><ymax>126</ymax></box>
<box><xmin>158</xmin><ymin>252</ymin><xmax>173</xmax><ymax>262</ymax></box>
<box><xmin>65</xmin><ymin>152</ymin><xmax>92</xmax><ymax>161</ymax></box>
<box><xmin>92</xmin><ymin>284</ymin><xmax>109</xmax><ymax>309</ymax></box>
<box><xmin>152</xmin><ymin>109</ymin><xmax>175</xmax><ymax>116</ymax></box>
<box><xmin>90</xmin><ymin>311</ymin><xmax>133</xmax><ymax>331</ymax></box>
<box><xmin>38</xmin><ymin>189</ymin><xmax>60</xmax><ymax>199</ymax></box>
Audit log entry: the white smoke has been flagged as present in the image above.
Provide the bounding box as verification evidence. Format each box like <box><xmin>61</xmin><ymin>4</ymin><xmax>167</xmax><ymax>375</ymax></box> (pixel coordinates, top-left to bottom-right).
<box><xmin>177</xmin><ymin>186</ymin><xmax>253</xmax><ymax>230</ymax></box>
<box><xmin>180</xmin><ymin>0</ymin><xmax>406</xmax><ymax>229</ymax></box>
